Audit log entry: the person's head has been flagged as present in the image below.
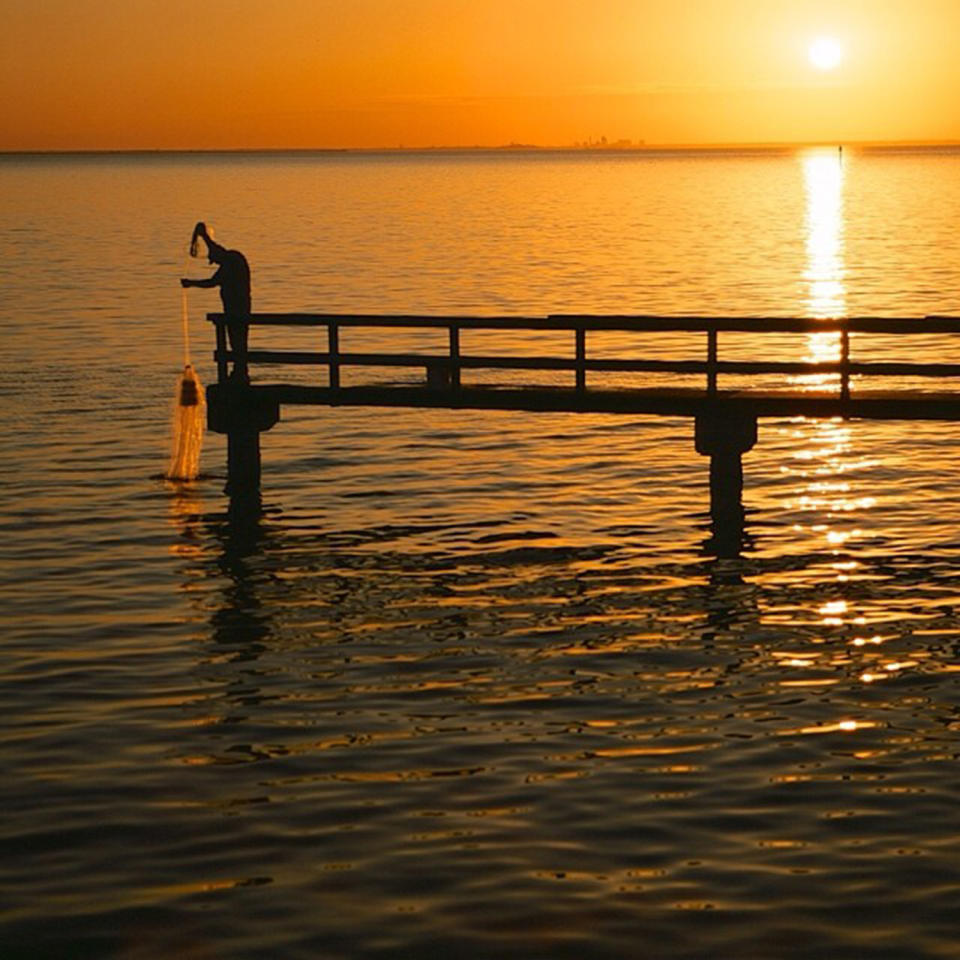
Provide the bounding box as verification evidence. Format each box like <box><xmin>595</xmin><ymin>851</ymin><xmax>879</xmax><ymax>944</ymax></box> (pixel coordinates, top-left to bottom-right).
<box><xmin>205</xmin><ymin>239</ymin><xmax>227</xmax><ymax>264</ymax></box>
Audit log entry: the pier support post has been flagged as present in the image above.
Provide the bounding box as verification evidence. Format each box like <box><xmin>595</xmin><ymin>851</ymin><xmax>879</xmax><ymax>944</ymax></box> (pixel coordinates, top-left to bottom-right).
<box><xmin>207</xmin><ymin>384</ymin><xmax>280</xmax><ymax>506</ymax></box>
<box><xmin>227</xmin><ymin>424</ymin><xmax>263</xmax><ymax>495</ymax></box>
<box><xmin>695</xmin><ymin>414</ymin><xmax>757</xmax><ymax>554</ymax></box>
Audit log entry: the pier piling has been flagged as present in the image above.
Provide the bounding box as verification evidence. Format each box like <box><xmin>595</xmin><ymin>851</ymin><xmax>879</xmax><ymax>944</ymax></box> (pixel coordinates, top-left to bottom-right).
<box><xmin>695</xmin><ymin>414</ymin><xmax>757</xmax><ymax>545</ymax></box>
<box><xmin>207</xmin><ymin>383</ymin><xmax>280</xmax><ymax>502</ymax></box>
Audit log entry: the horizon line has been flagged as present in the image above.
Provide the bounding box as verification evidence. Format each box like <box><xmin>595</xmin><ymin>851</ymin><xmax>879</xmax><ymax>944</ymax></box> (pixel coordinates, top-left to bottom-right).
<box><xmin>3</xmin><ymin>138</ymin><xmax>960</xmax><ymax>158</ymax></box>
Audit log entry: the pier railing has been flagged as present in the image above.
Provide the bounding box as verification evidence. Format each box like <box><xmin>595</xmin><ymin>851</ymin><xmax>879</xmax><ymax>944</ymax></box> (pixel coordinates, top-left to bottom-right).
<box><xmin>211</xmin><ymin>314</ymin><xmax>960</xmax><ymax>398</ymax></box>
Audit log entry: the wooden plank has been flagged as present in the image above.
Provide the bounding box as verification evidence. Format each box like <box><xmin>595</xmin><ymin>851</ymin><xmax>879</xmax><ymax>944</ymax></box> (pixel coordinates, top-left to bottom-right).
<box><xmin>210</xmin><ymin>313</ymin><xmax>960</xmax><ymax>335</ymax></box>
<box><xmin>328</xmin><ymin>323</ymin><xmax>340</xmax><ymax>389</ymax></box>
<box><xmin>554</xmin><ymin>316</ymin><xmax>960</xmax><ymax>334</ymax></box>
<box><xmin>841</xmin><ymin>329</ymin><xmax>850</xmax><ymax>401</ymax></box>
<box><xmin>236</xmin><ymin>350</ymin><xmax>960</xmax><ymax>378</ymax></box>
<box><xmin>238</xmin><ymin>353</ymin><xmax>711</xmax><ymax>373</ymax></box>
<box><xmin>707</xmin><ymin>329</ymin><xmax>718</xmax><ymax>394</ymax></box>
<box><xmin>846</xmin><ymin>361</ymin><xmax>960</xmax><ymax>377</ymax></box>
<box><xmin>252</xmin><ymin>383</ymin><xmax>960</xmax><ymax>420</ymax></box>
<box><xmin>211</xmin><ymin>313</ymin><xmax>546</xmax><ymax>330</ymax></box>
<box><xmin>575</xmin><ymin>328</ymin><xmax>586</xmax><ymax>390</ymax></box>
<box><xmin>449</xmin><ymin>325</ymin><xmax>461</xmax><ymax>389</ymax></box>
<box><xmin>218</xmin><ymin>349</ymin><xmax>960</xmax><ymax>387</ymax></box>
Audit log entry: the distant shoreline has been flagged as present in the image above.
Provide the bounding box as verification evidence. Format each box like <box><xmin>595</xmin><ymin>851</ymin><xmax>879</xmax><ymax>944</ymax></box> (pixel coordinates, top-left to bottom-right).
<box><xmin>3</xmin><ymin>140</ymin><xmax>959</xmax><ymax>159</ymax></box>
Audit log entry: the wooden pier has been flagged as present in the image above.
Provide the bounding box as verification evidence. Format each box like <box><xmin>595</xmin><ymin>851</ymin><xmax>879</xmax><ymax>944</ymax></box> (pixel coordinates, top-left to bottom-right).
<box><xmin>206</xmin><ymin>313</ymin><xmax>960</xmax><ymax>542</ymax></box>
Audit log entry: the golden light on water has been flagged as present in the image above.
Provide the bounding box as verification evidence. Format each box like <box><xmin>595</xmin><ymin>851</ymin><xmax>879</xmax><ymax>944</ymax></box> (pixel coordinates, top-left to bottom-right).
<box><xmin>796</xmin><ymin>148</ymin><xmax>848</xmax><ymax>406</ymax></box>
<box><xmin>819</xmin><ymin>600</ymin><xmax>849</xmax><ymax>617</ymax></box>
<box><xmin>781</xmin><ymin>719</ymin><xmax>879</xmax><ymax>736</ymax></box>
<box><xmin>784</xmin><ymin>416</ymin><xmax>877</xmax><ymax>558</ymax></box>
<box><xmin>803</xmin><ymin>149</ymin><xmax>847</xmax><ymax>323</ymax></box>
<box><xmin>785</xmin><ymin>149</ymin><xmax>868</xmax><ymax>568</ymax></box>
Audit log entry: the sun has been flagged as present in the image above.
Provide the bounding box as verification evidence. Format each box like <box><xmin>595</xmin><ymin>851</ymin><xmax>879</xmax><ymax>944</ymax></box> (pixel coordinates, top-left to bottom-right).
<box><xmin>808</xmin><ymin>35</ymin><xmax>845</xmax><ymax>72</ymax></box>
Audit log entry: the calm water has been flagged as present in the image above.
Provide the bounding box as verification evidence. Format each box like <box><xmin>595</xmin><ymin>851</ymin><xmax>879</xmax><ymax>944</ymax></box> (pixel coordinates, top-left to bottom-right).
<box><xmin>3</xmin><ymin>149</ymin><xmax>960</xmax><ymax>959</ymax></box>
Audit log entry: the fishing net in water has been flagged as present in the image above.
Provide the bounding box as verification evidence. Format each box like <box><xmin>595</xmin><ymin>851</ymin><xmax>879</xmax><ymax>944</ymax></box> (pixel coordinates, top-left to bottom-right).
<box><xmin>166</xmin><ymin>282</ymin><xmax>204</xmax><ymax>482</ymax></box>
<box><xmin>167</xmin><ymin>363</ymin><xmax>205</xmax><ymax>481</ymax></box>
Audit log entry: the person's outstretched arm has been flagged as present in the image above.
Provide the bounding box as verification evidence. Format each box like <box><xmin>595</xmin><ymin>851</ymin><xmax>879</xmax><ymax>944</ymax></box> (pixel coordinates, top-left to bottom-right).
<box><xmin>180</xmin><ymin>276</ymin><xmax>218</xmax><ymax>288</ymax></box>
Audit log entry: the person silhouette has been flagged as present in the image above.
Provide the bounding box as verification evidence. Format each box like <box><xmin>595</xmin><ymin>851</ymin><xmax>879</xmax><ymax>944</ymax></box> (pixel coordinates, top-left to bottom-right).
<box><xmin>181</xmin><ymin>222</ymin><xmax>251</xmax><ymax>381</ymax></box>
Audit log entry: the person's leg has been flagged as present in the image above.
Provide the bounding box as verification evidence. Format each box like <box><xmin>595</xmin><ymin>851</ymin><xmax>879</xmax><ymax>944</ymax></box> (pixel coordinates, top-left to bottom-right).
<box><xmin>227</xmin><ymin>319</ymin><xmax>249</xmax><ymax>381</ymax></box>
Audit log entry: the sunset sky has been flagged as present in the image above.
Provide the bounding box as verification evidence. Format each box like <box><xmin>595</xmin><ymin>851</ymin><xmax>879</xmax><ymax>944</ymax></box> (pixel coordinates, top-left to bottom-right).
<box><xmin>3</xmin><ymin>0</ymin><xmax>959</xmax><ymax>151</ymax></box>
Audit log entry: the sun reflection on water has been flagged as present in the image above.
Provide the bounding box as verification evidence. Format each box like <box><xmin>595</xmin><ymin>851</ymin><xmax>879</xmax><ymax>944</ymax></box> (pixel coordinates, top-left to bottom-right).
<box><xmin>775</xmin><ymin>152</ymin><xmax>877</xmax><ymax>654</ymax></box>
<box><xmin>798</xmin><ymin>149</ymin><xmax>848</xmax><ymax>397</ymax></box>
<box><xmin>803</xmin><ymin>149</ymin><xmax>847</xmax><ymax>322</ymax></box>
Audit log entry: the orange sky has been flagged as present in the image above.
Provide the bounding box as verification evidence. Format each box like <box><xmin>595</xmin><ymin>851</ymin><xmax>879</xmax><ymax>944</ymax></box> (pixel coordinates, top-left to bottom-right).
<box><xmin>2</xmin><ymin>0</ymin><xmax>959</xmax><ymax>151</ymax></box>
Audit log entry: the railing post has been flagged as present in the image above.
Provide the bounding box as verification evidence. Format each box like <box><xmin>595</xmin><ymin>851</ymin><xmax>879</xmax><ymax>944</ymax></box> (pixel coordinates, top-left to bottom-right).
<box><xmin>576</xmin><ymin>327</ymin><xmax>586</xmax><ymax>391</ymax></box>
<box><xmin>328</xmin><ymin>322</ymin><xmax>340</xmax><ymax>389</ymax></box>
<box><xmin>215</xmin><ymin>319</ymin><xmax>228</xmax><ymax>384</ymax></box>
<box><xmin>707</xmin><ymin>328</ymin><xmax>718</xmax><ymax>395</ymax></box>
<box><xmin>449</xmin><ymin>325</ymin><xmax>461</xmax><ymax>389</ymax></box>
<box><xmin>840</xmin><ymin>327</ymin><xmax>850</xmax><ymax>401</ymax></box>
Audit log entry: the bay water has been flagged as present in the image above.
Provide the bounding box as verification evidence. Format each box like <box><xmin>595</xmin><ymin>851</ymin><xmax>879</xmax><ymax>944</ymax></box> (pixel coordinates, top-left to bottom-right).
<box><xmin>2</xmin><ymin>148</ymin><xmax>960</xmax><ymax>959</ymax></box>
